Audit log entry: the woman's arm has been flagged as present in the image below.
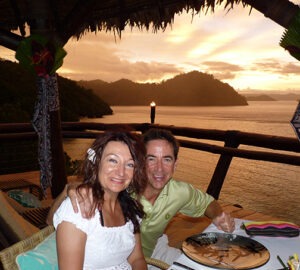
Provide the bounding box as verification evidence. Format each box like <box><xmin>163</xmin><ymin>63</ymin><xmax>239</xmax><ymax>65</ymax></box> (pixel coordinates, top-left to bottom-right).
<box><xmin>56</xmin><ymin>221</ymin><xmax>87</xmax><ymax>270</ymax></box>
<box><xmin>128</xmin><ymin>233</ymin><xmax>147</xmax><ymax>270</ymax></box>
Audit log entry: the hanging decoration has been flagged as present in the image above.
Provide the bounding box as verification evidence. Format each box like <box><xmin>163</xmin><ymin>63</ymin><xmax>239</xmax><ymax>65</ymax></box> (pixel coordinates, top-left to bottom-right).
<box><xmin>15</xmin><ymin>34</ymin><xmax>66</xmax><ymax>77</ymax></box>
<box><xmin>15</xmin><ymin>35</ymin><xmax>66</xmax><ymax>194</ymax></box>
<box><xmin>32</xmin><ymin>75</ymin><xmax>61</xmax><ymax>193</ymax></box>
<box><xmin>291</xmin><ymin>101</ymin><xmax>300</xmax><ymax>142</ymax></box>
<box><xmin>280</xmin><ymin>10</ymin><xmax>300</xmax><ymax>61</ymax></box>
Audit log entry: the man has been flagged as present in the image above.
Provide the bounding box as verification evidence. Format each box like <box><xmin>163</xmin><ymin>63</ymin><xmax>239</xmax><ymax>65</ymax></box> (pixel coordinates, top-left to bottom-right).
<box><xmin>47</xmin><ymin>128</ymin><xmax>235</xmax><ymax>266</ymax></box>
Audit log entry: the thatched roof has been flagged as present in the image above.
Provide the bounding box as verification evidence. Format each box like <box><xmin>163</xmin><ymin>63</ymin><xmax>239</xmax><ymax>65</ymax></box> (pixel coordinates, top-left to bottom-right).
<box><xmin>0</xmin><ymin>0</ymin><xmax>299</xmax><ymax>50</ymax></box>
<box><xmin>0</xmin><ymin>1</ymin><xmax>244</xmax><ymax>35</ymax></box>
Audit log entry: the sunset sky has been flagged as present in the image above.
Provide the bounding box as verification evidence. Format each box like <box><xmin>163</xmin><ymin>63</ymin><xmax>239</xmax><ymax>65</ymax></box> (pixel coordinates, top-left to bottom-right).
<box><xmin>2</xmin><ymin>2</ymin><xmax>300</xmax><ymax>92</ymax></box>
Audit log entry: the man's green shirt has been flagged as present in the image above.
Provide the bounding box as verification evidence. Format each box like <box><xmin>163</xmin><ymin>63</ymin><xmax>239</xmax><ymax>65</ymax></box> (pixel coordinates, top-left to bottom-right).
<box><xmin>139</xmin><ymin>178</ymin><xmax>214</xmax><ymax>257</ymax></box>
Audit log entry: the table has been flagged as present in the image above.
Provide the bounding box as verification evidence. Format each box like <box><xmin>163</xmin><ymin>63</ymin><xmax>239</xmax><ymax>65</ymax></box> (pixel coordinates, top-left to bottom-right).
<box><xmin>168</xmin><ymin>219</ymin><xmax>300</xmax><ymax>270</ymax></box>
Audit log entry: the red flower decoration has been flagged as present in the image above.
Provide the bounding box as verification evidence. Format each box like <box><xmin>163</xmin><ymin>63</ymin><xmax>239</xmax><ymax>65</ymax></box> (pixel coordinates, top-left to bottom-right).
<box><xmin>16</xmin><ymin>35</ymin><xmax>67</xmax><ymax>77</ymax></box>
<box><xmin>31</xmin><ymin>41</ymin><xmax>55</xmax><ymax>78</ymax></box>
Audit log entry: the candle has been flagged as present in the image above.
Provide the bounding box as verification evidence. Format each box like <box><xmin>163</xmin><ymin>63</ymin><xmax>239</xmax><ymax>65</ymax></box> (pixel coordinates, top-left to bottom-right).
<box><xmin>150</xmin><ymin>101</ymin><xmax>156</xmax><ymax>124</ymax></box>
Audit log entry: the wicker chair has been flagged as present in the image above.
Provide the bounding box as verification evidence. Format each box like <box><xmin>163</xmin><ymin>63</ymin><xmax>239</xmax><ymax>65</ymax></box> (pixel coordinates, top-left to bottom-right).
<box><xmin>0</xmin><ymin>226</ymin><xmax>54</xmax><ymax>270</ymax></box>
<box><xmin>145</xmin><ymin>257</ymin><xmax>170</xmax><ymax>269</ymax></box>
<box><xmin>0</xmin><ymin>225</ymin><xmax>170</xmax><ymax>270</ymax></box>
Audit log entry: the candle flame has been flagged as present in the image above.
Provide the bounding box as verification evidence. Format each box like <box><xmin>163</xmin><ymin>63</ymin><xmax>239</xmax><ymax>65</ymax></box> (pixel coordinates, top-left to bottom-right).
<box><xmin>150</xmin><ymin>101</ymin><xmax>156</xmax><ymax>107</ymax></box>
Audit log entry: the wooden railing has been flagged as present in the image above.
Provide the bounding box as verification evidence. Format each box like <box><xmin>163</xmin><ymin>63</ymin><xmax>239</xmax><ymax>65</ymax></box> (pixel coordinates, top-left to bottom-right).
<box><xmin>1</xmin><ymin>122</ymin><xmax>300</xmax><ymax>199</ymax></box>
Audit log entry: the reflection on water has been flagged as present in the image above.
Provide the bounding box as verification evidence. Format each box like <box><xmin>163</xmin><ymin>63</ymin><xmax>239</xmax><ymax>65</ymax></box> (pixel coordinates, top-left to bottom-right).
<box><xmin>64</xmin><ymin>101</ymin><xmax>300</xmax><ymax>224</ymax></box>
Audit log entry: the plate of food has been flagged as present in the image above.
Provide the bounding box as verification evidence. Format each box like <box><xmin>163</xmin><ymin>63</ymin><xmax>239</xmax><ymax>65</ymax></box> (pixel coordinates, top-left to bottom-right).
<box><xmin>182</xmin><ymin>232</ymin><xmax>270</xmax><ymax>269</ymax></box>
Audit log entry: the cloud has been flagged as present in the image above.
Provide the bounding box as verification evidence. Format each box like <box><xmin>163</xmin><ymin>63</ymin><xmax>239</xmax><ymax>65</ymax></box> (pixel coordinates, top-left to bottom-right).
<box><xmin>59</xmin><ymin>35</ymin><xmax>181</xmax><ymax>82</ymax></box>
<box><xmin>281</xmin><ymin>63</ymin><xmax>300</xmax><ymax>75</ymax></box>
<box><xmin>202</xmin><ymin>61</ymin><xmax>242</xmax><ymax>71</ymax></box>
<box><xmin>213</xmin><ymin>71</ymin><xmax>237</xmax><ymax>80</ymax></box>
<box><xmin>252</xmin><ymin>59</ymin><xmax>282</xmax><ymax>72</ymax></box>
<box><xmin>199</xmin><ymin>61</ymin><xmax>242</xmax><ymax>80</ymax></box>
<box><xmin>251</xmin><ymin>59</ymin><xmax>300</xmax><ymax>77</ymax></box>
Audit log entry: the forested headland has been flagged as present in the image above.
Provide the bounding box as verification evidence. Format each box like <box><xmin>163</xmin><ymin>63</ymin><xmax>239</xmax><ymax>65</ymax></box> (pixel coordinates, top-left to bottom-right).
<box><xmin>78</xmin><ymin>71</ymin><xmax>248</xmax><ymax>106</ymax></box>
<box><xmin>0</xmin><ymin>60</ymin><xmax>112</xmax><ymax>123</ymax></box>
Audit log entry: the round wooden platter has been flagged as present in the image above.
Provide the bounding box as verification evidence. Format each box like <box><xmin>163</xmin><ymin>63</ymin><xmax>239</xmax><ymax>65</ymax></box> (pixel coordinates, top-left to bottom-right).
<box><xmin>182</xmin><ymin>232</ymin><xmax>270</xmax><ymax>269</ymax></box>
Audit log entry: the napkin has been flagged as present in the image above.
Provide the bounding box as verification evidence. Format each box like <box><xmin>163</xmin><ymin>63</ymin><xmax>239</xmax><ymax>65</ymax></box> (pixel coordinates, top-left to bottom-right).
<box><xmin>243</xmin><ymin>221</ymin><xmax>300</xmax><ymax>237</ymax></box>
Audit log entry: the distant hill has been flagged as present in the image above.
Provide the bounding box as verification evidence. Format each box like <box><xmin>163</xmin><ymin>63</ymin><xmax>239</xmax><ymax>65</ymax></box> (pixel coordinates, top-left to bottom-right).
<box><xmin>240</xmin><ymin>90</ymin><xmax>300</xmax><ymax>101</ymax></box>
<box><xmin>244</xmin><ymin>94</ymin><xmax>276</xmax><ymax>101</ymax></box>
<box><xmin>78</xmin><ymin>71</ymin><xmax>248</xmax><ymax>106</ymax></box>
<box><xmin>0</xmin><ymin>60</ymin><xmax>112</xmax><ymax>123</ymax></box>
<box><xmin>269</xmin><ymin>93</ymin><xmax>300</xmax><ymax>101</ymax></box>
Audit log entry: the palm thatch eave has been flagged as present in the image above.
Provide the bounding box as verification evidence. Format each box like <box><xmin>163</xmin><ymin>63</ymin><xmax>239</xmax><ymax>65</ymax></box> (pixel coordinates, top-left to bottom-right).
<box><xmin>0</xmin><ymin>0</ymin><xmax>299</xmax><ymax>51</ymax></box>
<box><xmin>0</xmin><ymin>0</ymin><xmax>251</xmax><ymax>49</ymax></box>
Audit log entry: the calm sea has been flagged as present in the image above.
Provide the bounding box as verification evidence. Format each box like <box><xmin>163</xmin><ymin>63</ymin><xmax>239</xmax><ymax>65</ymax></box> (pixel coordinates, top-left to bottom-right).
<box><xmin>64</xmin><ymin>101</ymin><xmax>300</xmax><ymax>224</ymax></box>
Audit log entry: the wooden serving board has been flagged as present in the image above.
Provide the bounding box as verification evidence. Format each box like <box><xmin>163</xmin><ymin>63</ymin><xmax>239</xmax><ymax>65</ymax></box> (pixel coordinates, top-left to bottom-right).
<box><xmin>182</xmin><ymin>232</ymin><xmax>270</xmax><ymax>269</ymax></box>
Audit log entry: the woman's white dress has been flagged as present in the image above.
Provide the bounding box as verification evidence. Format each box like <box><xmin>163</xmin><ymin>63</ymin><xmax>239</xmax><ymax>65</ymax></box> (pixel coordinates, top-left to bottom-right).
<box><xmin>53</xmin><ymin>198</ymin><xmax>136</xmax><ymax>270</ymax></box>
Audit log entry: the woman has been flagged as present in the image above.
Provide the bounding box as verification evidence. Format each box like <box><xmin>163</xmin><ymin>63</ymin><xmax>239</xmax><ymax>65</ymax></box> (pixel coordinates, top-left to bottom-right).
<box><xmin>53</xmin><ymin>130</ymin><xmax>147</xmax><ymax>270</ymax></box>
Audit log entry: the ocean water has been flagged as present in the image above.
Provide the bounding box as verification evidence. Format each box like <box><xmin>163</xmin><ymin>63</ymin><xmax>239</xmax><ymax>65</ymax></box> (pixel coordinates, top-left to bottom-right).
<box><xmin>64</xmin><ymin>101</ymin><xmax>300</xmax><ymax>224</ymax></box>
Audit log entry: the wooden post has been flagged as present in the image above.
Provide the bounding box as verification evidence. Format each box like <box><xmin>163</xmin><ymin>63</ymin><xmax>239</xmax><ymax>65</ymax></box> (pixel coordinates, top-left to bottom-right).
<box><xmin>150</xmin><ymin>102</ymin><xmax>156</xmax><ymax>124</ymax></box>
<box><xmin>34</xmin><ymin>75</ymin><xmax>67</xmax><ymax>198</ymax></box>
<box><xmin>206</xmin><ymin>131</ymin><xmax>240</xmax><ymax>199</ymax></box>
<box><xmin>28</xmin><ymin>1</ymin><xmax>67</xmax><ymax>198</ymax></box>
<box><xmin>49</xmin><ymin>91</ymin><xmax>67</xmax><ymax>198</ymax></box>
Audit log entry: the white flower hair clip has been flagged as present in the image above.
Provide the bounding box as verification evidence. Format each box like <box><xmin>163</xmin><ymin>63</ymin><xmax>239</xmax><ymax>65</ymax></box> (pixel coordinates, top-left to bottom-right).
<box><xmin>87</xmin><ymin>148</ymin><xmax>96</xmax><ymax>163</ymax></box>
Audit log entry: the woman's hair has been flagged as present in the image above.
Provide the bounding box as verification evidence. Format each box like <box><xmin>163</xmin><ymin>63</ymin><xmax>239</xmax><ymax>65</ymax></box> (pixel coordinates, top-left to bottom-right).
<box><xmin>77</xmin><ymin>128</ymin><xmax>147</xmax><ymax>233</ymax></box>
<box><xmin>143</xmin><ymin>128</ymin><xmax>180</xmax><ymax>160</ymax></box>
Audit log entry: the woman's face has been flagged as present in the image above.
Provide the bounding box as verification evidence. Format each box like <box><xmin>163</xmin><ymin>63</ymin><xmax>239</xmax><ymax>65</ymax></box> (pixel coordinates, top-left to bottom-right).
<box><xmin>98</xmin><ymin>141</ymin><xmax>134</xmax><ymax>195</ymax></box>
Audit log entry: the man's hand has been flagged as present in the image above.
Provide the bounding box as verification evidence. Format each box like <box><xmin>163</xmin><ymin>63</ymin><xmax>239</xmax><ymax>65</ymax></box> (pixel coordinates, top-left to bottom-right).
<box><xmin>212</xmin><ymin>212</ymin><xmax>235</xmax><ymax>233</ymax></box>
<box><xmin>67</xmin><ymin>183</ymin><xmax>93</xmax><ymax>218</ymax></box>
<box><xmin>47</xmin><ymin>182</ymin><xmax>94</xmax><ymax>225</ymax></box>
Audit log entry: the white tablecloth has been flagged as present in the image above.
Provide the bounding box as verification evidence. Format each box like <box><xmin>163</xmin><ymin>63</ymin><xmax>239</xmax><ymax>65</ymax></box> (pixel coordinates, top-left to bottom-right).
<box><xmin>169</xmin><ymin>218</ymin><xmax>300</xmax><ymax>270</ymax></box>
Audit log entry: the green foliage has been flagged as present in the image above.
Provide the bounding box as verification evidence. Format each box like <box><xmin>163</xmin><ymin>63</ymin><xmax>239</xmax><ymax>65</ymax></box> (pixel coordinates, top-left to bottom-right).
<box><xmin>64</xmin><ymin>152</ymin><xmax>82</xmax><ymax>176</ymax></box>
<box><xmin>0</xmin><ymin>60</ymin><xmax>113</xmax><ymax>123</ymax></box>
<box><xmin>58</xmin><ymin>76</ymin><xmax>112</xmax><ymax>120</ymax></box>
<box><xmin>0</xmin><ymin>103</ymin><xmax>31</xmax><ymax>122</ymax></box>
<box><xmin>0</xmin><ymin>139</ymin><xmax>81</xmax><ymax>176</ymax></box>
<box><xmin>15</xmin><ymin>34</ymin><xmax>67</xmax><ymax>76</ymax></box>
<box><xmin>0</xmin><ymin>141</ymin><xmax>39</xmax><ymax>174</ymax></box>
<box><xmin>280</xmin><ymin>10</ymin><xmax>300</xmax><ymax>61</ymax></box>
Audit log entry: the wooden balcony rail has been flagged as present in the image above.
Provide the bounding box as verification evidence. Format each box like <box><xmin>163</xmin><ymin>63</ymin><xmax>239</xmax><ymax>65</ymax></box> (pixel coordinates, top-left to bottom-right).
<box><xmin>1</xmin><ymin>122</ymin><xmax>299</xmax><ymax>199</ymax></box>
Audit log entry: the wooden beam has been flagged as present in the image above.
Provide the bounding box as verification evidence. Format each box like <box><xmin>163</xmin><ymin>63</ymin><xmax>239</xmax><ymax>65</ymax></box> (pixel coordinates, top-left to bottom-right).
<box><xmin>244</xmin><ymin>0</ymin><xmax>299</xmax><ymax>28</ymax></box>
<box><xmin>0</xmin><ymin>28</ymin><xmax>22</xmax><ymax>51</ymax></box>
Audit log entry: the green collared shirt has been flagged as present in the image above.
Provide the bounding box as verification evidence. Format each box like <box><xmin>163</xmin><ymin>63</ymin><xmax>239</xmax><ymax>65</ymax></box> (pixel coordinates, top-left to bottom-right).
<box><xmin>140</xmin><ymin>178</ymin><xmax>214</xmax><ymax>257</ymax></box>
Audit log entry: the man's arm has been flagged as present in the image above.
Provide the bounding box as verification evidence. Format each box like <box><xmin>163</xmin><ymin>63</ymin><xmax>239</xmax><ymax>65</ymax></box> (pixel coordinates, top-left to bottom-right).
<box><xmin>46</xmin><ymin>182</ymin><xmax>93</xmax><ymax>225</ymax></box>
<box><xmin>46</xmin><ymin>184</ymin><xmax>68</xmax><ymax>225</ymax></box>
<box><xmin>204</xmin><ymin>200</ymin><xmax>235</xmax><ymax>232</ymax></box>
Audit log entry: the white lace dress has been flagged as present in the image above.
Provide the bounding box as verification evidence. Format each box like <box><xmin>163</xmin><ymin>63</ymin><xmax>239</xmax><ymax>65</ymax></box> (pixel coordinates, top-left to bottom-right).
<box><xmin>53</xmin><ymin>197</ymin><xmax>136</xmax><ymax>270</ymax></box>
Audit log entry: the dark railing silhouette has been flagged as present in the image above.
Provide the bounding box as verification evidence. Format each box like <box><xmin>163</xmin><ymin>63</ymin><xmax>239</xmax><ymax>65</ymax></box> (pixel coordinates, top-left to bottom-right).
<box><xmin>1</xmin><ymin>122</ymin><xmax>300</xmax><ymax>199</ymax></box>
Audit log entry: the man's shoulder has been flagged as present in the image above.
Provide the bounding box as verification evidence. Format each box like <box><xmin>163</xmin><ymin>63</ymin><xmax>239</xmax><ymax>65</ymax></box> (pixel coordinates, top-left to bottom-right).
<box><xmin>168</xmin><ymin>178</ymin><xmax>196</xmax><ymax>191</ymax></box>
<box><xmin>170</xmin><ymin>178</ymin><xmax>192</xmax><ymax>186</ymax></box>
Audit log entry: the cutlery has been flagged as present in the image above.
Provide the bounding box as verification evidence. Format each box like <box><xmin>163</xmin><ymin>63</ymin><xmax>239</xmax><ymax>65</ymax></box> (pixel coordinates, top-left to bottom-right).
<box><xmin>173</xmin><ymin>261</ymin><xmax>196</xmax><ymax>270</ymax></box>
<box><xmin>277</xmin><ymin>255</ymin><xmax>289</xmax><ymax>270</ymax></box>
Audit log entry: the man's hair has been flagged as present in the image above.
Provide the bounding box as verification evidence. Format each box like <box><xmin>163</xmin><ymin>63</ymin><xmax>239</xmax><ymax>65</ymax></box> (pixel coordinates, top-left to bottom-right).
<box><xmin>142</xmin><ymin>128</ymin><xmax>180</xmax><ymax>160</ymax></box>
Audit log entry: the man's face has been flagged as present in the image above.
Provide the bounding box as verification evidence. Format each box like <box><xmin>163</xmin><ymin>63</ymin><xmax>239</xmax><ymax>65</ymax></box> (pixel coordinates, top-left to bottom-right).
<box><xmin>145</xmin><ymin>139</ymin><xmax>177</xmax><ymax>192</ymax></box>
